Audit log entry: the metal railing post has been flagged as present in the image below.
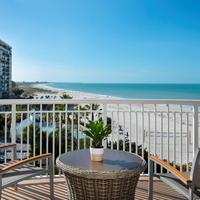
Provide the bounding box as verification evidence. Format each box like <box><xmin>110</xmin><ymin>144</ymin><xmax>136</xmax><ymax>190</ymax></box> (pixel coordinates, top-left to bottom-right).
<box><xmin>103</xmin><ymin>104</ymin><xmax>107</xmax><ymax>148</ymax></box>
<box><xmin>11</xmin><ymin>103</ymin><xmax>16</xmax><ymax>144</ymax></box>
<box><xmin>193</xmin><ymin>105</ymin><xmax>199</xmax><ymax>157</ymax></box>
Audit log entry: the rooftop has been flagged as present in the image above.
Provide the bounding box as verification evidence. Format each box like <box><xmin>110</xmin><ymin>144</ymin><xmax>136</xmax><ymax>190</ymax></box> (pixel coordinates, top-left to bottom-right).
<box><xmin>0</xmin><ymin>39</ymin><xmax>12</xmax><ymax>50</ymax></box>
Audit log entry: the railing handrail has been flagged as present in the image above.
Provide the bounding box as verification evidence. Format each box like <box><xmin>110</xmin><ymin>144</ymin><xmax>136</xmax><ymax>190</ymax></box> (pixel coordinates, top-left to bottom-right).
<box><xmin>1</xmin><ymin>98</ymin><xmax>200</xmax><ymax>105</ymax></box>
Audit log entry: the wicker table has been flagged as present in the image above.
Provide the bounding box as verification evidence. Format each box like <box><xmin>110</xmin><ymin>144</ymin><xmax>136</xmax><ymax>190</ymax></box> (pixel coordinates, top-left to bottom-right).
<box><xmin>56</xmin><ymin>149</ymin><xmax>146</xmax><ymax>200</ymax></box>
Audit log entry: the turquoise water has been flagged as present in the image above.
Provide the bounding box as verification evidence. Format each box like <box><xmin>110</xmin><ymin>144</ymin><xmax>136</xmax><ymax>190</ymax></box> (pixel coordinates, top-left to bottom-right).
<box><xmin>47</xmin><ymin>83</ymin><xmax>200</xmax><ymax>99</ymax></box>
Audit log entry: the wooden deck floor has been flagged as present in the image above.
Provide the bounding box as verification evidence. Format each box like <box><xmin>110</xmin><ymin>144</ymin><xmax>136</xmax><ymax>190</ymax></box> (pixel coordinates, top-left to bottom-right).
<box><xmin>2</xmin><ymin>177</ymin><xmax>186</xmax><ymax>200</ymax></box>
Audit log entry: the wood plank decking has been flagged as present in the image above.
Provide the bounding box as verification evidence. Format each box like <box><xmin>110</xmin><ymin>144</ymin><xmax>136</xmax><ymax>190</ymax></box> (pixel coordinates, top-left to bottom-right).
<box><xmin>2</xmin><ymin>177</ymin><xmax>186</xmax><ymax>200</ymax></box>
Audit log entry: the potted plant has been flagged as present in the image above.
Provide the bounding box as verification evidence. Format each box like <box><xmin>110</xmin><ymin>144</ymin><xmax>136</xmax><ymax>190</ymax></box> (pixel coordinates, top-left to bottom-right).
<box><xmin>82</xmin><ymin>119</ymin><xmax>112</xmax><ymax>161</ymax></box>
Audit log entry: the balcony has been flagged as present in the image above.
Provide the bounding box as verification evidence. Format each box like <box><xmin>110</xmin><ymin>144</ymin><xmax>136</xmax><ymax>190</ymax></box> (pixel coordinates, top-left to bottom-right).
<box><xmin>0</xmin><ymin>99</ymin><xmax>199</xmax><ymax>199</ymax></box>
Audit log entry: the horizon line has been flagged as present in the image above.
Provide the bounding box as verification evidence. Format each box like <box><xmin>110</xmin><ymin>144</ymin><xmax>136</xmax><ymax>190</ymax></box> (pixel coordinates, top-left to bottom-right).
<box><xmin>16</xmin><ymin>81</ymin><xmax>200</xmax><ymax>85</ymax></box>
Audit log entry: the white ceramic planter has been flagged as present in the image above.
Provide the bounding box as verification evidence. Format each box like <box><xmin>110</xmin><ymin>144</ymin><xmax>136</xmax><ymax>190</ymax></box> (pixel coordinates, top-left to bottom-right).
<box><xmin>90</xmin><ymin>147</ymin><xmax>104</xmax><ymax>162</ymax></box>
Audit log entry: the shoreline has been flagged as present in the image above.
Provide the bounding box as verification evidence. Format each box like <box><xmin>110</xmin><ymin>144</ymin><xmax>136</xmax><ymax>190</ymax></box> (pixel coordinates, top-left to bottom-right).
<box><xmin>17</xmin><ymin>82</ymin><xmax>200</xmax><ymax>101</ymax></box>
<box><xmin>33</xmin><ymin>83</ymin><xmax>123</xmax><ymax>100</ymax></box>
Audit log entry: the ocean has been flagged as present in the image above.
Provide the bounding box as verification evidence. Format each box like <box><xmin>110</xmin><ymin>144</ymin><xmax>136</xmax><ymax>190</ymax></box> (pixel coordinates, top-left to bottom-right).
<box><xmin>47</xmin><ymin>83</ymin><xmax>200</xmax><ymax>99</ymax></box>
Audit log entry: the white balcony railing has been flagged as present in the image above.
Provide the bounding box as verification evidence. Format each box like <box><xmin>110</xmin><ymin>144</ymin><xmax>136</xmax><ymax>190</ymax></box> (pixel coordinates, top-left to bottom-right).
<box><xmin>0</xmin><ymin>99</ymin><xmax>199</xmax><ymax>174</ymax></box>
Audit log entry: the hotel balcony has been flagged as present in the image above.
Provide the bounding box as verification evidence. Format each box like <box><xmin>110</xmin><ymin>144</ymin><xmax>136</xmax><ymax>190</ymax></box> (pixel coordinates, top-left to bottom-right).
<box><xmin>0</xmin><ymin>99</ymin><xmax>199</xmax><ymax>199</ymax></box>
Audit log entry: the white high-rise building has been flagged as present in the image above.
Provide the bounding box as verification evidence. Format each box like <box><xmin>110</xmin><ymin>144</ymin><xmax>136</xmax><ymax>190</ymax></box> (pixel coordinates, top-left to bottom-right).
<box><xmin>0</xmin><ymin>40</ymin><xmax>12</xmax><ymax>98</ymax></box>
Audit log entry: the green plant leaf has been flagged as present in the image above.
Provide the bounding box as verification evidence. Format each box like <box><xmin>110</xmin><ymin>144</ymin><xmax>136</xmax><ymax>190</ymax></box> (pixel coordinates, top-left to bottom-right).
<box><xmin>82</xmin><ymin>119</ymin><xmax>112</xmax><ymax>148</ymax></box>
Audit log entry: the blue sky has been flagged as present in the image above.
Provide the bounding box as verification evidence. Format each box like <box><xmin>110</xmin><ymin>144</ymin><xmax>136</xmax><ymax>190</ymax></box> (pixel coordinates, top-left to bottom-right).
<box><xmin>0</xmin><ymin>0</ymin><xmax>200</xmax><ymax>83</ymax></box>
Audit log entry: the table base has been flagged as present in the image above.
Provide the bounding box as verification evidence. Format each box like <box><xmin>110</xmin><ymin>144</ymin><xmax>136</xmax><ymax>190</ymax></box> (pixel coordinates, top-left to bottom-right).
<box><xmin>64</xmin><ymin>173</ymin><xmax>140</xmax><ymax>200</ymax></box>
